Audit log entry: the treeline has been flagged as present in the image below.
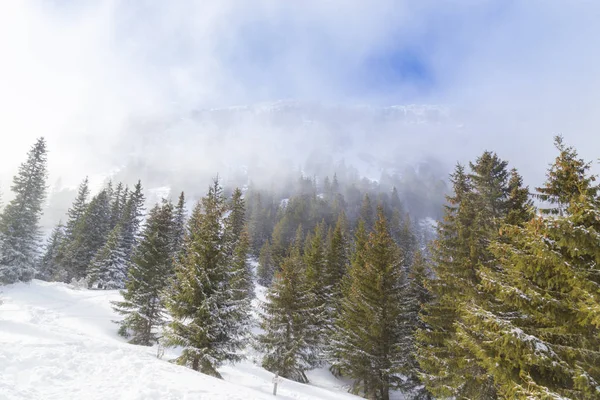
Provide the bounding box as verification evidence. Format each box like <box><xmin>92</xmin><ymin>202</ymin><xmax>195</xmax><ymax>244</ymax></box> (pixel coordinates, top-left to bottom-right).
<box><xmin>3</xmin><ymin>135</ymin><xmax>598</xmax><ymax>400</ymax></box>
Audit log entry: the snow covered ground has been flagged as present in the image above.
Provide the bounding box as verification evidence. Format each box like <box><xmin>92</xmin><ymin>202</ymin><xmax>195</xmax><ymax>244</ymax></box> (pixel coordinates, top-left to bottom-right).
<box><xmin>0</xmin><ymin>280</ymin><xmax>363</xmax><ymax>400</ymax></box>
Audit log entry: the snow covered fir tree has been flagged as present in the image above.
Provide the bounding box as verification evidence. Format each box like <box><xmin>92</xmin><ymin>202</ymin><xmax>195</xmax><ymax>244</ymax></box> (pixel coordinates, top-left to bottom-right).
<box><xmin>2</xmin><ymin>135</ymin><xmax>600</xmax><ymax>399</ymax></box>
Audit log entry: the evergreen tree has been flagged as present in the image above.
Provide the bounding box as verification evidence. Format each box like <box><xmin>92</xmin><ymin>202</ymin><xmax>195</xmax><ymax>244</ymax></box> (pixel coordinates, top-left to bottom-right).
<box><xmin>64</xmin><ymin>177</ymin><xmax>90</xmax><ymax>239</ymax></box>
<box><xmin>258</xmin><ymin>238</ymin><xmax>321</xmax><ymax>383</ymax></box>
<box><xmin>0</xmin><ymin>137</ymin><xmax>48</xmax><ymax>284</ymax></box>
<box><xmin>62</xmin><ymin>189</ymin><xmax>112</xmax><ymax>281</ymax></box>
<box><xmin>416</xmin><ymin>164</ymin><xmax>496</xmax><ymax>399</ymax></box>
<box><xmin>230</xmin><ymin>229</ymin><xmax>254</xmax><ymax>301</ymax></box>
<box><xmin>120</xmin><ymin>180</ymin><xmax>145</xmax><ymax>260</ymax></box>
<box><xmin>228</xmin><ymin>188</ymin><xmax>245</xmax><ymax>246</ymax></box>
<box><xmin>164</xmin><ymin>180</ymin><xmax>248</xmax><ymax>378</ymax></box>
<box><xmin>88</xmin><ymin>225</ymin><xmax>127</xmax><ymax>289</ymax></box>
<box><xmin>303</xmin><ymin>220</ymin><xmax>329</xmax><ymax>337</ymax></box>
<box><xmin>36</xmin><ymin>222</ymin><xmax>65</xmax><ymax>282</ymax></box>
<box><xmin>325</xmin><ymin>212</ymin><xmax>349</xmax><ymax>308</ymax></box>
<box><xmin>536</xmin><ymin>135</ymin><xmax>598</xmax><ymax>215</ymax></box>
<box><xmin>459</xmin><ymin>139</ymin><xmax>600</xmax><ymax>399</ymax></box>
<box><xmin>359</xmin><ymin>194</ymin><xmax>375</xmax><ymax>231</ymax></box>
<box><xmin>332</xmin><ymin>209</ymin><xmax>405</xmax><ymax>400</ymax></box>
<box><xmin>109</xmin><ymin>182</ymin><xmax>125</xmax><ymax>230</ymax></box>
<box><xmin>257</xmin><ymin>239</ymin><xmax>275</xmax><ymax>287</ymax></box>
<box><xmin>113</xmin><ymin>201</ymin><xmax>175</xmax><ymax>345</ymax></box>
<box><xmin>398</xmin><ymin>251</ymin><xmax>432</xmax><ymax>399</ymax></box>
<box><xmin>171</xmin><ymin>191</ymin><xmax>186</xmax><ymax>256</ymax></box>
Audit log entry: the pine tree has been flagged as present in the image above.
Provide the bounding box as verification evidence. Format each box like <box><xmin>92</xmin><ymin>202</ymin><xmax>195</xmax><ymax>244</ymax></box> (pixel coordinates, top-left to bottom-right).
<box><xmin>62</xmin><ymin>189</ymin><xmax>112</xmax><ymax>281</ymax></box>
<box><xmin>88</xmin><ymin>225</ymin><xmax>127</xmax><ymax>289</ymax></box>
<box><xmin>230</xmin><ymin>229</ymin><xmax>254</xmax><ymax>301</ymax></box>
<box><xmin>228</xmin><ymin>188</ymin><xmax>245</xmax><ymax>246</ymax></box>
<box><xmin>164</xmin><ymin>180</ymin><xmax>248</xmax><ymax>378</ymax></box>
<box><xmin>36</xmin><ymin>223</ymin><xmax>65</xmax><ymax>282</ymax></box>
<box><xmin>417</xmin><ymin>153</ymin><xmax>532</xmax><ymax>399</ymax></box>
<box><xmin>113</xmin><ymin>201</ymin><xmax>175</xmax><ymax>345</ymax></box>
<box><xmin>258</xmin><ymin>238</ymin><xmax>321</xmax><ymax>383</ymax></box>
<box><xmin>120</xmin><ymin>180</ymin><xmax>145</xmax><ymax>260</ymax></box>
<box><xmin>359</xmin><ymin>194</ymin><xmax>375</xmax><ymax>231</ymax></box>
<box><xmin>171</xmin><ymin>191</ymin><xmax>186</xmax><ymax>256</ymax></box>
<box><xmin>325</xmin><ymin>212</ymin><xmax>349</xmax><ymax>308</ymax></box>
<box><xmin>0</xmin><ymin>137</ymin><xmax>48</xmax><ymax>284</ymax></box>
<box><xmin>257</xmin><ymin>240</ymin><xmax>275</xmax><ymax>286</ymax></box>
<box><xmin>536</xmin><ymin>135</ymin><xmax>598</xmax><ymax>215</ymax></box>
<box><xmin>303</xmin><ymin>220</ymin><xmax>329</xmax><ymax>337</ymax></box>
<box><xmin>398</xmin><ymin>251</ymin><xmax>432</xmax><ymax>399</ymax></box>
<box><xmin>64</xmin><ymin>177</ymin><xmax>90</xmax><ymax>239</ymax></box>
<box><xmin>109</xmin><ymin>182</ymin><xmax>124</xmax><ymax>230</ymax></box>
<box><xmin>458</xmin><ymin>139</ymin><xmax>600</xmax><ymax>399</ymax></box>
<box><xmin>332</xmin><ymin>209</ymin><xmax>405</xmax><ymax>400</ymax></box>
<box><xmin>416</xmin><ymin>163</ymin><xmax>496</xmax><ymax>399</ymax></box>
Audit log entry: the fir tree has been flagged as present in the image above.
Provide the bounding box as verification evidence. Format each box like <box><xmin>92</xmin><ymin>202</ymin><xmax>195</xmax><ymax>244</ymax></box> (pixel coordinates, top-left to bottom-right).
<box><xmin>0</xmin><ymin>137</ymin><xmax>48</xmax><ymax>284</ymax></box>
<box><xmin>459</xmin><ymin>139</ymin><xmax>600</xmax><ymax>399</ymax></box>
<box><xmin>171</xmin><ymin>191</ymin><xmax>186</xmax><ymax>256</ymax></box>
<box><xmin>536</xmin><ymin>135</ymin><xmax>598</xmax><ymax>215</ymax></box>
<box><xmin>113</xmin><ymin>201</ymin><xmax>175</xmax><ymax>345</ymax></box>
<box><xmin>398</xmin><ymin>251</ymin><xmax>432</xmax><ymax>399</ymax></box>
<box><xmin>62</xmin><ymin>189</ymin><xmax>112</xmax><ymax>281</ymax></box>
<box><xmin>258</xmin><ymin>238</ymin><xmax>321</xmax><ymax>383</ymax></box>
<box><xmin>109</xmin><ymin>182</ymin><xmax>124</xmax><ymax>230</ymax></box>
<box><xmin>332</xmin><ymin>209</ymin><xmax>405</xmax><ymax>400</ymax></box>
<box><xmin>120</xmin><ymin>180</ymin><xmax>145</xmax><ymax>260</ymax></box>
<box><xmin>88</xmin><ymin>225</ymin><xmax>127</xmax><ymax>289</ymax></box>
<box><xmin>64</xmin><ymin>177</ymin><xmax>90</xmax><ymax>239</ymax></box>
<box><xmin>164</xmin><ymin>180</ymin><xmax>248</xmax><ymax>378</ymax></box>
<box><xmin>228</xmin><ymin>188</ymin><xmax>245</xmax><ymax>246</ymax></box>
<box><xmin>257</xmin><ymin>239</ymin><xmax>275</xmax><ymax>287</ymax></box>
<box><xmin>359</xmin><ymin>193</ymin><xmax>375</xmax><ymax>231</ymax></box>
<box><xmin>36</xmin><ymin>222</ymin><xmax>65</xmax><ymax>282</ymax></box>
<box><xmin>325</xmin><ymin>212</ymin><xmax>349</xmax><ymax>308</ymax></box>
<box><xmin>303</xmin><ymin>220</ymin><xmax>329</xmax><ymax>338</ymax></box>
<box><xmin>230</xmin><ymin>229</ymin><xmax>254</xmax><ymax>301</ymax></box>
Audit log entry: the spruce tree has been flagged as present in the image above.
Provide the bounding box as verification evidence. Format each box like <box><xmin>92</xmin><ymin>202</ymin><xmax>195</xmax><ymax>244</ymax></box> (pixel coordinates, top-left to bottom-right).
<box><xmin>113</xmin><ymin>201</ymin><xmax>175</xmax><ymax>345</ymax></box>
<box><xmin>230</xmin><ymin>229</ymin><xmax>254</xmax><ymax>301</ymax></box>
<box><xmin>325</xmin><ymin>212</ymin><xmax>349</xmax><ymax>308</ymax></box>
<box><xmin>36</xmin><ymin>222</ymin><xmax>65</xmax><ymax>282</ymax></box>
<box><xmin>164</xmin><ymin>180</ymin><xmax>248</xmax><ymax>378</ymax></box>
<box><xmin>171</xmin><ymin>191</ymin><xmax>186</xmax><ymax>256</ymax></box>
<box><xmin>62</xmin><ymin>189</ymin><xmax>112</xmax><ymax>281</ymax></box>
<box><xmin>398</xmin><ymin>251</ymin><xmax>432</xmax><ymax>399</ymax></box>
<box><xmin>228</xmin><ymin>188</ymin><xmax>245</xmax><ymax>246</ymax></box>
<box><xmin>332</xmin><ymin>209</ymin><xmax>405</xmax><ymax>400</ymax></box>
<box><xmin>416</xmin><ymin>163</ymin><xmax>496</xmax><ymax>399</ymax></box>
<box><xmin>303</xmin><ymin>220</ymin><xmax>329</xmax><ymax>338</ymax></box>
<box><xmin>121</xmin><ymin>180</ymin><xmax>145</xmax><ymax>260</ymax></box>
<box><xmin>88</xmin><ymin>225</ymin><xmax>126</xmax><ymax>289</ymax></box>
<box><xmin>63</xmin><ymin>177</ymin><xmax>90</xmax><ymax>239</ymax></box>
<box><xmin>359</xmin><ymin>193</ymin><xmax>374</xmax><ymax>231</ymax></box>
<box><xmin>458</xmin><ymin>139</ymin><xmax>600</xmax><ymax>399</ymax></box>
<box><xmin>109</xmin><ymin>182</ymin><xmax>124</xmax><ymax>230</ymax></box>
<box><xmin>536</xmin><ymin>135</ymin><xmax>598</xmax><ymax>215</ymax></box>
<box><xmin>258</xmin><ymin>238</ymin><xmax>321</xmax><ymax>383</ymax></box>
<box><xmin>257</xmin><ymin>239</ymin><xmax>275</xmax><ymax>287</ymax></box>
<box><xmin>0</xmin><ymin>137</ymin><xmax>48</xmax><ymax>284</ymax></box>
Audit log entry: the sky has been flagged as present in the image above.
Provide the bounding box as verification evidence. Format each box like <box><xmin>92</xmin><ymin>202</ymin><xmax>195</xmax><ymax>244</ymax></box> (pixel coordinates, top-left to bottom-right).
<box><xmin>1</xmin><ymin>0</ymin><xmax>600</xmax><ymax>194</ymax></box>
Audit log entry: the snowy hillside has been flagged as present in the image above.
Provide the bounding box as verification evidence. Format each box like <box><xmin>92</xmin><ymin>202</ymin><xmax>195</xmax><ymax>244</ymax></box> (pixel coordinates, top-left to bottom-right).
<box><xmin>0</xmin><ymin>281</ymin><xmax>364</xmax><ymax>400</ymax></box>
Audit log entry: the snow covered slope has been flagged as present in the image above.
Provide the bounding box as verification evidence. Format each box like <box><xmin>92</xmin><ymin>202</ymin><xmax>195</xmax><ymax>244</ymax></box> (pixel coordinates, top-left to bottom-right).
<box><xmin>0</xmin><ymin>281</ymin><xmax>362</xmax><ymax>400</ymax></box>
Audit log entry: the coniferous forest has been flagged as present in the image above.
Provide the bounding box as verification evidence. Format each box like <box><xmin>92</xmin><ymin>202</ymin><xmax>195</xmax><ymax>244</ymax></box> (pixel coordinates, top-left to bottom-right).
<box><xmin>1</xmin><ymin>135</ymin><xmax>599</xmax><ymax>400</ymax></box>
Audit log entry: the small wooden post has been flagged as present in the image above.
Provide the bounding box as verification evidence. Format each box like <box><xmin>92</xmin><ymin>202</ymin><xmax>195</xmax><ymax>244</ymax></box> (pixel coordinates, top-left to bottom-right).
<box><xmin>272</xmin><ymin>374</ymin><xmax>280</xmax><ymax>396</ymax></box>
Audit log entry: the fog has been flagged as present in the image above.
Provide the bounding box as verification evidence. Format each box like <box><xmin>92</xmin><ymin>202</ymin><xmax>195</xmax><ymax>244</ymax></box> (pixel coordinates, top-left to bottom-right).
<box><xmin>1</xmin><ymin>1</ymin><xmax>599</xmax><ymax>223</ymax></box>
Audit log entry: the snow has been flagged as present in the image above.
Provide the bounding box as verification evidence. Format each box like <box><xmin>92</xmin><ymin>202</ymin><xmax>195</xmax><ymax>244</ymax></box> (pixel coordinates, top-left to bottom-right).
<box><xmin>0</xmin><ymin>280</ymin><xmax>362</xmax><ymax>400</ymax></box>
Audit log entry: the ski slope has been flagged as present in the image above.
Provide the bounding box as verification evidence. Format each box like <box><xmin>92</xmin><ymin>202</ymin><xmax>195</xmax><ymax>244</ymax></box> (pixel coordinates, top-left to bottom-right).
<box><xmin>0</xmin><ymin>280</ymin><xmax>362</xmax><ymax>400</ymax></box>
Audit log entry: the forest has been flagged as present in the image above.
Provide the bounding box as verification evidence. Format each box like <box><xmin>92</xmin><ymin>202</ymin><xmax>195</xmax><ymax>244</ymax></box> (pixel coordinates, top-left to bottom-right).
<box><xmin>0</xmin><ymin>136</ymin><xmax>599</xmax><ymax>400</ymax></box>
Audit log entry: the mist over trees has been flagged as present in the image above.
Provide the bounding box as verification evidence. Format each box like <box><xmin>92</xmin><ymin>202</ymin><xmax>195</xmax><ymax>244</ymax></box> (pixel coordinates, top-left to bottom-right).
<box><xmin>1</xmin><ymin>135</ymin><xmax>599</xmax><ymax>399</ymax></box>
